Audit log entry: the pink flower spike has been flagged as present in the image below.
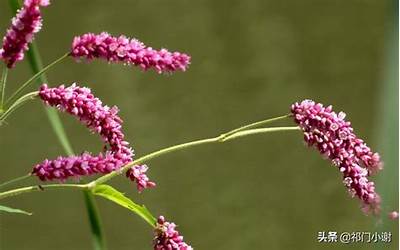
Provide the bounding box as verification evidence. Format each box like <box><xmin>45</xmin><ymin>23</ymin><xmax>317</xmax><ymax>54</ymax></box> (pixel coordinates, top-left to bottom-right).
<box><xmin>291</xmin><ymin>99</ymin><xmax>383</xmax><ymax>215</ymax></box>
<box><xmin>33</xmin><ymin>83</ymin><xmax>133</xmax><ymax>180</ymax></box>
<box><xmin>70</xmin><ymin>32</ymin><xmax>191</xmax><ymax>74</ymax></box>
<box><xmin>32</xmin><ymin>83</ymin><xmax>155</xmax><ymax>192</ymax></box>
<box><xmin>154</xmin><ymin>216</ymin><xmax>193</xmax><ymax>250</ymax></box>
<box><xmin>37</xmin><ymin>83</ymin><xmax>131</xmax><ymax>154</ymax></box>
<box><xmin>0</xmin><ymin>0</ymin><xmax>50</xmax><ymax>68</ymax></box>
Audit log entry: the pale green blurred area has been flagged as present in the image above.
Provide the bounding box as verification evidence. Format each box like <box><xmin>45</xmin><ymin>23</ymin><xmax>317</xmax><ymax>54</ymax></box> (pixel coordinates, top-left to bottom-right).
<box><xmin>0</xmin><ymin>0</ymin><xmax>398</xmax><ymax>249</ymax></box>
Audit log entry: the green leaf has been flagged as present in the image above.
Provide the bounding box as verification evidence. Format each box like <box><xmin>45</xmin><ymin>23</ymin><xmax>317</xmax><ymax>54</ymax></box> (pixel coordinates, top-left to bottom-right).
<box><xmin>0</xmin><ymin>205</ymin><xmax>32</xmax><ymax>215</ymax></box>
<box><xmin>92</xmin><ymin>185</ymin><xmax>156</xmax><ymax>227</ymax></box>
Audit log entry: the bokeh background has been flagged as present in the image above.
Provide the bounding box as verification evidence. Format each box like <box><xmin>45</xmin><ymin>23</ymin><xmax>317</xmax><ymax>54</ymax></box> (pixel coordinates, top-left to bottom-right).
<box><xmin>0</xmin><ymin>0</ymin><xmax>398</xmax><ymax>249</ymax></box>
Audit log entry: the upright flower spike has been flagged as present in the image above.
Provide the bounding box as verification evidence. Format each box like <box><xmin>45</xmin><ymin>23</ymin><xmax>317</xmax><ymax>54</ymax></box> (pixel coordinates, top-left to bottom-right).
<box><xmin>70</xmin><ymin>32</ymin><xmax>191</xmax><ymax>74</ymax></box>
<box><xmin>32</xmin><ymin>83</ymin><xmax>155</xmax><ymax>192</ymax></box>
<box><xmin>154</xmin><ymin>216</ymin><xmax>193</xmax><ymax>250</ymax></box>
<box><xmin>0</xmin><ymin>0</ymin><xmax>50</xmax><ymax>68</ymax></box>
<box><xmin>291</xmin><ymin>100</ymin><xmax>383</xmax><ymax>215</ymax></box>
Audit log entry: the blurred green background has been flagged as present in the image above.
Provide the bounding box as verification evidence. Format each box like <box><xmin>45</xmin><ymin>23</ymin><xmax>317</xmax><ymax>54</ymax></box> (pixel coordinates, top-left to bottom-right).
<box><xmin>0</xmin><ymin>0</ymin><xmax>398</xmax><ymax>249</ymax></box>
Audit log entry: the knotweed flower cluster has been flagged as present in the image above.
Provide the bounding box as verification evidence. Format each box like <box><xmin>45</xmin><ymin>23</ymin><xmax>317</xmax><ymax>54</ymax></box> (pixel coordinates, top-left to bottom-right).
<box><xmin>70</xmin><ymin>32</ymin><xmax>191</xmax><ymax>74</ymax></box>
<box><xmin>0</xmin><ymin>0</ymin><xmax>49</xmax><ymax>68</ymax></box>
<box><xmin>154</xmin><ymin>216</ymin><xmax>193</xmax><ymax>250</ymax></box>
<box><xmin>32</xmin><ymin>83</ymin><xmax>155</xmax><ymax>192</ymax></box>
<box><xmin>291</xmin><ymin>99</ymin><xmax>383</xmax><ymax>215</ymax></box>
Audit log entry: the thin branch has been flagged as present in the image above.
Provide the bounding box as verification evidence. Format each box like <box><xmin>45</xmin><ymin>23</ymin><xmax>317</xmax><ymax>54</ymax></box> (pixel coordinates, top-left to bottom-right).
<box><xmin>90</xmin><ymin>126</ymin><xmax>301</xmax><ymax>187</ymax></box>
<box><xmin>0</xmin><ymin>67</ymin><xmax>8</xmax><ymax>108</ymax></box>
<box><xmin>0</xmin><ymin>174</ymin><xmax>31</xmax><ymax>190</ymax></box>
<box><xmin>5</xmin><ymin>53</ymin><xmax>69</xmax><ymax>107</ymax></box>
<box><xmin>0</xmin><ymin>184</ymin><xmax>88</xmax><ymax>200</ymax></box>
<box><xmin>0</xmin><ymin>125</ymin><xmax>301</xmax><ymax>200</ymax></box>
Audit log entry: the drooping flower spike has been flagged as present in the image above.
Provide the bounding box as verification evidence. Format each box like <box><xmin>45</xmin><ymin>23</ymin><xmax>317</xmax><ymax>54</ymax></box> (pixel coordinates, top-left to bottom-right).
<box><xmin>70</xmin><ymin>32</ymin><xmax>191</xmax><ymax>74</ymax></box>
<box><xmin>0</xmin><ymin>0</ymin><xmax>50</xmax><ymax>68</ymax></box>
<box><xmin>154</xmin><ymin>216</ymin><xmax>193</xmax><ymax>250</ymax></box>
<box><xmin>33</xmin><ymin>83</ymin><xmax>155</xmax><ymax>192</ymax></box>
<box><xmin>291</xmin><ymin>100</ymin><xmax>383</xmax><ymax>215</ymax></box>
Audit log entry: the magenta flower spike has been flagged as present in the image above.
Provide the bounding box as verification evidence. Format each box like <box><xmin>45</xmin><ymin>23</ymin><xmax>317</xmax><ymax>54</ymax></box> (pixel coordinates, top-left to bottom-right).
<box><xmin>291</xmin><ymin>99</ymin><xmax>383</xmax><ymax>215</ymax></box>
<box><xmin>70</xmin><ymin>32</ymin><xmax>191</xmax><ymax>74</ymax></box>
<box><xmin>32</xmin><ymin>83</ymin><xmax>155</xmax><ymax>192</ymax></box>
<box><xmin>154</xmin><ymin>216</ymin><xmax>193</xmax><ymax>250</ymax></box>
<box><xmin>0</xmin><ymin>0</ymin><xmax>50</xmax><ymax>68</ymax></box>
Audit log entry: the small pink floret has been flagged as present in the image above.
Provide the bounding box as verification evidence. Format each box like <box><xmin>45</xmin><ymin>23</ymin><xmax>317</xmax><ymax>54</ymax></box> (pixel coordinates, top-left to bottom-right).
<box><xmin>126</xmin><ymin>165</ymin><xmax>156</xmax><ymax>193</ymax></box>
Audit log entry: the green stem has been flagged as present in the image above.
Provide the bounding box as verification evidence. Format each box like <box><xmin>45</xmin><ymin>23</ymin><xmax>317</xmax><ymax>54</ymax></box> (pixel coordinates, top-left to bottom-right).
<box><xmin>0</xmin><ymin>125</ymin><xmax>301</xmax><ymax>200</ymax></box>
<box><xmin>45</xmin><ymin>107</ymin><xmax>75</xmax><ymax>155</ymax></box>
<box><xmin>90</xmin><ymin>125</ymin><xmax>300</xmax><ymax>187</ymax></box>
<box><xmin>222</xmin><ymin>114</ymin><xmax>291</xmax><ymax>137</ymax></box>
<box><xmin>91</xmin><ymin>137</ymin><xmax>222</xmax><ymax>187</ymax></box>
<box><xmin>0</xmin><ymin>67</ymin><xmax>8</xmax><ymax>109</ymax></box>
<box><xmin>0</xmin><ymin>91</ymin><xmax>39</xmax><ymax>123</ymax></box>
<box><xmin>0</xmin><ymin>174</ymin><xmax>31</xmax><ymax>190</ymax></box>
<box><xmin>5</xmin><ymin>53</ymin><xmax>69</xmax><ymax>107</ymax></box>
<box><xmin>221</xmin><ymin>127</ymin><xmax>301</xmax><ymax>141</ymax></box>
<box><xmin>83</xmin><ymin>190</ymin><xmax>107</xmax><ymax>250</ymax></box>
<box><xmin>0</xmin><ymin>184</ymin><xmax>87</xmax><ymax>200</ymax></box>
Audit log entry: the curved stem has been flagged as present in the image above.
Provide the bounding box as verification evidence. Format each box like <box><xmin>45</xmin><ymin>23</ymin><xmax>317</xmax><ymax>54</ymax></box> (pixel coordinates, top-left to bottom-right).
<box><xmin>5</xmin><ymin>52</ymin><xmax>69</xmax><ymax>107</ymax></box>
<box><xmin>221</xmin><ymin>127</ymin><xmax>301</xmax><ymax>141</ymax></box>
<box><xmin>0</xmin><ymin>174</ymin><xmax>31</xmax><ymax>190</ymax></box>
<box><xmin>0</xmin><ymin>67</ymin><xmax>8</xmax><ymax>109</ymax></box>
<box><xmin>45</xmin><ymin>107</ymin><xmax>75</xmax><ymax>155</ymax></box>
<box><xmin>0</xmin><ymin>91</ymin><xmax>39</xmax><ymax>123</ymax></box>
<box><xmin>91</xmin><ymin>136</ymin><xmax>223</xmax><ymax>187</ymax></box>
<box><xmin>221</xmin><ymin>114</ymin><xmax>291</xmax><ymax>138</ymax></box>
<box><xmin>0</xmin><ymin>184</ymin><xmax>87</xmax><ymax>200</ymax></box>
<box><xmin>91</xmin><ymin>125</ymin><xmax>300</xmax><ymax>187</ymax></box>
<box><xmin>0</xmin><ymin>125</ymin><xmax>300</xmax><ymax>200</ymax></box>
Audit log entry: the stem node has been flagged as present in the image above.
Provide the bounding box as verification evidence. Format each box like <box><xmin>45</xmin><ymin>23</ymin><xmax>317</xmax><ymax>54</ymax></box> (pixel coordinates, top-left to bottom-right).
<box><xmin>87</xmin><ymin>182</ymin><xmax>96</xmax><ymax>191</ymax></box>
